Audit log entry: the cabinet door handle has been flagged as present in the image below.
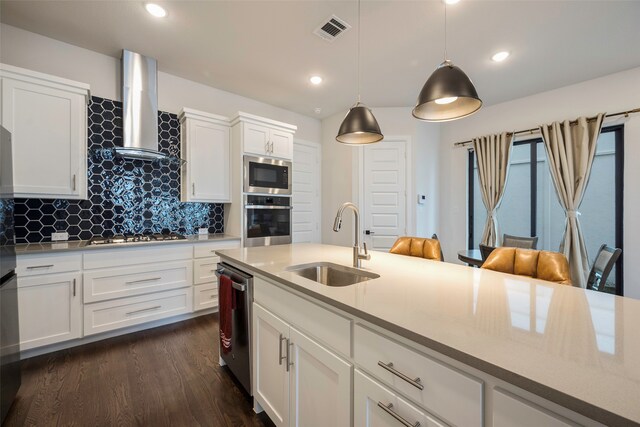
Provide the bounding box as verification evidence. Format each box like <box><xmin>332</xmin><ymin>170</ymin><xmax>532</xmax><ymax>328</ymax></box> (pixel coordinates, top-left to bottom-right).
<box><xmin>72</xmin><ymin>174</ymin><xmax>77</xmax><ymax>191</ymax></box>
<box><xmin>126</xmin><ymin>305</ymin><xmax>162</xmax><ymax>316</ymax></box>
<box><xmin>377</xmin><ymin>402</ymin><xmax>421</xmax><ymax>427</ymax></box>
<box><xmin>73</xmin><ymin>278</ymin><xmax>76</xmax><ymax>297</ymax></box>
<box><xmin>278</xmin><ymin>333</ymin><xmax>286</xmax><ymax>365</ymax></box>
<box><xmin>192</xmin><ymin>183</ymin><xmax>196</xmax><ymax>195</ymax></box>
<box><xmin>125</xmin><ymin>277</ymin><xmax>162</xmax><ymax>285</ymax></box>
<box><xmin>377</xmin><ymin>361</ymin><xmax>424</xmax><ymax>390</ymax></box>
<box><xmin>265</xmin><ymin>141</ymin><xmax>269</xmax><ymax>153</ymax></box>
<box><xmin>286</xmin><ymin>338</ymin><xmax>293</xmax><ymax>372</ymax></box>
<box><xmin>270</xmin><ymin>141</ymin><xmax>274</xmax><ymax>153</ymax></box>
<box><xmin>26</xmin><ymin>264</ymin><xmax>54</xmax><ymax>270</ymax></box>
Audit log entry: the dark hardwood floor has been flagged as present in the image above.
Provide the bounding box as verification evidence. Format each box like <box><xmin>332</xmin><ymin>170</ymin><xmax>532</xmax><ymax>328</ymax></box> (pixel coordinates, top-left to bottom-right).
<box><xmin>3</xmin><ymin>314</ymin><xmax>273</xmax><ymax>427</ymax></box>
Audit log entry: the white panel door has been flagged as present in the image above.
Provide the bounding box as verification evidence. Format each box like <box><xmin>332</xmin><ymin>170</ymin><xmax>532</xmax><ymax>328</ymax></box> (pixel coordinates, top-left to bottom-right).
<box><xmin>289</xmin><ymin>326</ymin><xmax>352</xmax><ymax>427</ymax></box>
<box><xmin>17</xmin><ymin>272</ymin><xmax>82</xmax><ymax>350</ymax></box>
<box><xmin>292</xmin><ymin>141</ymin><xmax>320</xmax><ymax>243</ymax></box>
<box><xmin>187</xmin><ymin>120</ymin><xmax>230</xmax><ymax>202</ymax></box>
<box><xmin>362</xmin><ymin>140</ymin><xmax>407</xmax><ymax>251</ymax></box>
<box><xmin>2</xmin><ymin>77</ymin><xmax>85</xmax><ymax>198</ymax></box>
<box><xmin>354</xmin><ymin>369</ymin><xmax>446</xmax><ymax>427</ymax></box>
<box><xmin>253</xmin><ymin>303</ymin><xmax>290</xmax><ymax>427</ymax></box>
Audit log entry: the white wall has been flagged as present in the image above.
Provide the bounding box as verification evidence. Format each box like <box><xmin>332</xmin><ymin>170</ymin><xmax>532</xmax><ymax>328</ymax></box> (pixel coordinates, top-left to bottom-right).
<box><xmin>438</xmin><ymin>66</ymin><xmax>640</xmax><ymax>298</ymax></box>
<box><xmin>320</xmin><ymin>107</ymin><xmax>440</xmax><ymax>247</ymax></box>
<box><xmin>0</xmin><ymin>24</ymin><xmax>321</xmax><ymax>142</ymax></box>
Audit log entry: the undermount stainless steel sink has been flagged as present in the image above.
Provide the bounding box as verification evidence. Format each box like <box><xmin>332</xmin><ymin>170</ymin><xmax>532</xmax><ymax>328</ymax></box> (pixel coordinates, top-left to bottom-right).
<box><xmin>286</xmin><ymin>262</ymin><xmax>380</xmax><ymax>287</ymax></box>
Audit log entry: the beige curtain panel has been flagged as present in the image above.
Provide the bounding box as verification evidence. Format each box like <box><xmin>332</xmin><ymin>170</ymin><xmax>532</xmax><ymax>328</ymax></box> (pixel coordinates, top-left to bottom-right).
<box><xmin>472</xmin><ymin>132</ymin><xmax>513</xmax><ymax>247</ymax></box>
<box><xmin>539</xmin><ymin>113</ymin><xmax>605</xmax><ymax>288</ymax></box>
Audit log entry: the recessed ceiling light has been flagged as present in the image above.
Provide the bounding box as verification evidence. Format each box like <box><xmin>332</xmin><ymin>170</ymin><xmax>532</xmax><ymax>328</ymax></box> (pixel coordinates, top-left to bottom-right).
<box><xmin>145</xmin><ymin>3</ymin><xmax>167</xmax><ymax>18</ymax></box>
<box><xmin>310</xmin><ymin>76</ymin><xmax>323</xmax><ymax>85</ymax></box>
<box><xmin>491</xmin><ymin>51</ymin><xmax>510</xmax><ymax>62</ymax></box>
<box><xmin>444</xmin><ymin>0</ymin><xmax>460</xmax><ymax>4</ymax></box>
<box><xmin>314</xmin><ymin>108</ymin><xmax>322</xmax><ymax>114</ymax></box>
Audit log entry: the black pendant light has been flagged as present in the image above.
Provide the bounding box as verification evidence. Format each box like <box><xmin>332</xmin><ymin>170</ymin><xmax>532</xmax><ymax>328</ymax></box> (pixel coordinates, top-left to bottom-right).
<box><xmin>336</xmin><ymin>0</ymin><xmax>383</xmax><ymax>144</ymax></box>
<box><xmin>412</xmin><ymin>2</ymin><xmax>482</xmax><ymax>122</ymax></box>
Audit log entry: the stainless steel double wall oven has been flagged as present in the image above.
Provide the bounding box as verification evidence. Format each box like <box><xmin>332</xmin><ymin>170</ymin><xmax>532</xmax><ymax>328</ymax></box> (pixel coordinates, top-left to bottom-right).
<box><xmin>243</xmin><ymin>156</ymin><xmax>292</xmax><ymax>247</ymax></box>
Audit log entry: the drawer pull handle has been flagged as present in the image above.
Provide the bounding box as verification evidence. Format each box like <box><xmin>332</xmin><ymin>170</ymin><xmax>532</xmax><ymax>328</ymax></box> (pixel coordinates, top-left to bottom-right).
<box><xmin>126</xmin><ymin>277</ymin><xmax>162</xmax><ymax>285</ymax></box>
<box><xmin>126</xmin><ymin>305</ymin><xmax>162</xmax><ymax>316</ymax></box>
<box><xmin>377</xmin><ymin>402</ymin><xmax>421</xmax><ymax>427</ymax></box>
<box><xmin>26</xmin><ymin>264</ymin><xmax>54</xmax><ymax>269</ymax></box>
<box><xmin>210</xmin><ymin>294</ymin><xmax>216</xmax><ymax>299</ymax></box>
<box><xmin>378</xmin><ymin>361</ymin><xmax>424</xmax><ymax>390</ymax></box>
<box><xmin>279</xmin><ymin>333</ymin><xmax>286</xmax><ymax>366</ymax></box>
<box><xmin>73</xmin><ymin>278</ymin><xmax>76</xmax><ymax>297</ymax></box>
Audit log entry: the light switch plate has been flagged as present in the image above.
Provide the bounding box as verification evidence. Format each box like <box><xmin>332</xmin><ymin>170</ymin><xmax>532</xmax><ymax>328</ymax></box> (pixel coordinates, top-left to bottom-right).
<box><xmin>198</xmin><ymin>227</ymin><xmax>209</xmax><ymax>235</ymax></box>
<box><xmin>51</xmin><ymin>232</ymin><xmax>69</xmax><ymax>241</ymax></box>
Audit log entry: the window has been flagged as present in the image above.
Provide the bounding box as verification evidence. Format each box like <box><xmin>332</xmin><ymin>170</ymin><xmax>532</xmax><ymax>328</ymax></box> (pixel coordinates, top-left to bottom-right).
<box><xmin>468</xmin><ymin>126</ymin><xmax>624</xmax><ymax>295</ymax></box>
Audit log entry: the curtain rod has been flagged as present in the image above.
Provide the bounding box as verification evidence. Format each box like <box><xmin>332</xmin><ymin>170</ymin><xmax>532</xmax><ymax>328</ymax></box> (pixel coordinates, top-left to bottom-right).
<box><xmin>453</xmin><ymin>107</ymin><xmax>640</xmax><ymax>148</ymax></box>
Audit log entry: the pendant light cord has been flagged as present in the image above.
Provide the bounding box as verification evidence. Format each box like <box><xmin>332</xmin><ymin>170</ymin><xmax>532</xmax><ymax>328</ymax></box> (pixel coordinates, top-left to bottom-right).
<box><xmin>357</xmin><ymin>0</ymin><xmax>361</xmax><ymax>103</ymax></box>
<box><xmin>444</xmin><ymin>3</ymin><xmax>448</xmax><ymax>62</ymax></box>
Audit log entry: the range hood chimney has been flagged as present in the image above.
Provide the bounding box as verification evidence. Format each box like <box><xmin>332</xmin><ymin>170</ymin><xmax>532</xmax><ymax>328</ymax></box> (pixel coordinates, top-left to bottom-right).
<box><xmin>116</xmin><ymin>50</ymin><xmax>170</xmax><ymax>161</ymax></box>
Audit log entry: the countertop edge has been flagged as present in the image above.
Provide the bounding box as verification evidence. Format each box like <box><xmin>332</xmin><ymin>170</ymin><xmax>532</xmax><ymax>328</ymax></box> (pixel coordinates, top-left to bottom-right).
<box><xmin>16</xmin><ymin>234</ymin><xmax>241</xmax><ymax>255</ymax></box>
<box><xmin>217</xmin><ymin>253</ymin><xmax>636</xmax><ymax>427</ymax></box>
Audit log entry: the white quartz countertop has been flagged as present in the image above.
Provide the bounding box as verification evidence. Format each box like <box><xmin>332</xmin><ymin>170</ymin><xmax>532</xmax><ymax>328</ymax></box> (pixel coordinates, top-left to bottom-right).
<box><xmin>15</xmin><ymin>233</ymin><xmax>240</xmax><ymax>254</ymax></box>
<box><xmin>217</xmin><ymin>243</ymin><xmax>640</xmax><ymax>426</ymax></box>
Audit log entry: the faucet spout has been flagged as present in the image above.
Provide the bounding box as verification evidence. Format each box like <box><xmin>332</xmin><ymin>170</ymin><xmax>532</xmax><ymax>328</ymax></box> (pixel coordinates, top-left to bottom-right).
<box><xmin>332</xmin><ymin>202</ymin><xmax>371</xmax><ymax>268</ymax></box>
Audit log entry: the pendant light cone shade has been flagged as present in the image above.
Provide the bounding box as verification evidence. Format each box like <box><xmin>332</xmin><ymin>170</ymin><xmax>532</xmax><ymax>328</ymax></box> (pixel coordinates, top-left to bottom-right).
<box><xmin>336</xmin><ymin>102</ymin><xmax>384</xmax><ymax>144</ymax></box>
<box><xmin>412</xmin><ymin>61</ymin><xmax>482</xmax><ymax>122</ymax></box>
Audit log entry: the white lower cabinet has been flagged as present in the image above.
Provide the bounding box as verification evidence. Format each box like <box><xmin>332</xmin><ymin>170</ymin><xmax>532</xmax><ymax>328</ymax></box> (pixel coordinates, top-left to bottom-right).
<box><xmin>83</xmin><ymin>288</ymin><xmax>193</xmax><ymax>336</ymax></box>
<box><xmin>493</xmin><ymin>389</ymin><xmax>574</xmax><ymax>427</ymax></box>
<box><xmin>193</xmin><ymin>283</ymin><xmax>218</xmax><ymax>311</ymax></box>
<box><xmin>17</xmin><ymin>271</ymin><xmax>82</xmax><ymax>350</ymax></box>
<box><xmin>354</xmin><ymin>369</ymin><xmax>446</xmax><ymax>427</ymax></box>
<box><xmin>253</xmin><ymin>302</ymin><xmax>352</xmax><ymax>427</ymax></box>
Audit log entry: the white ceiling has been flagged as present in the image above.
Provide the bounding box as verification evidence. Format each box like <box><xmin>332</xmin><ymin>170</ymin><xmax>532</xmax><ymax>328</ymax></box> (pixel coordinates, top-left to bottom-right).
<box><xmin>2</xmin><ymin>1</ymin><xmax>640</xmax><ymax>119</ymax></box>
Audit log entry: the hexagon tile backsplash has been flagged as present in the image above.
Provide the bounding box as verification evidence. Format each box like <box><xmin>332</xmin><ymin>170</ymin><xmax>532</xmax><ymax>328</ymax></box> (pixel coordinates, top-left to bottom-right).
<box><xmin>13</xmin><ymin>96</ymin><xmax>224</xmax><ymax>243</ymax></box>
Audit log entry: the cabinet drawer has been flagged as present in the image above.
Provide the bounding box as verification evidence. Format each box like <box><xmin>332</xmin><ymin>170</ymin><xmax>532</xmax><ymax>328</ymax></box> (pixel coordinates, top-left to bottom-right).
<box><xmin>194</xmin><ymin>284</ymin><xmax>218</xmax><ymax>311</ymax></box>
<box><xmin>254</xmin><ymin>276</ymin><xmax>351</xmax><ymax>357</ymax></box>
<box><xmin>194</xmin><ymin>257</ymin><xmax>219</xmax><ymax>284</ymax></box>
<box><xmin>83</xmin><ymin>245</ymin><xmax>192</xmax><ymax>269</ymax></box>
<box><xmin>493</xmin><ymin>389</ymin><xmax>574</xmax><ymax>427</ymax></box>
<box><xmin>354</xmin><ymin>325</ymin><xmax>483</xmax><ymax>427</ymax></box>
<box><xmin>355</xmin><ymin>369</ymin><xmax>446</xmax><ymax>427</ymax></box>
<box><xmin>83</xmin><ymin>288</ymin><xmax>193</xmax><ymax>336</ymax></box>
<box><xmin>17</xmin><ymin>252</ymin><xmax>82</xmax><ymax>277</ymax></box>
<box><xmin>193</xmin><ymin>240</ymin><xmax>240</xmax><ymax>259</ymax></box>
<box><xmin>83</xmin><ymin>261</ymin><xmax>192</xmax><ymax>303</ymax></box>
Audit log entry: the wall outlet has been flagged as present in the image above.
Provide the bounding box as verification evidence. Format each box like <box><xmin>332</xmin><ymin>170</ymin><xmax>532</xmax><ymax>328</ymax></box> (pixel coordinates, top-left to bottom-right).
<box><xmin>198</xmin><ymin>227</ymin><xmax>209</xmax><ymax>235</ymax></box>
<box><xmin>51</xmin><ymin>232</ymin><xmax>69</xmax><ymax>241</ymax></box>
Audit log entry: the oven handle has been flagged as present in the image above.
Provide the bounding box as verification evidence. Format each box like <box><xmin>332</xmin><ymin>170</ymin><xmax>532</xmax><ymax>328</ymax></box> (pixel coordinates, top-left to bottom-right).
<box><xmin>245</xmin><ymin>205</ymin><xmax>293</xmax><ymax>210</ymax></box>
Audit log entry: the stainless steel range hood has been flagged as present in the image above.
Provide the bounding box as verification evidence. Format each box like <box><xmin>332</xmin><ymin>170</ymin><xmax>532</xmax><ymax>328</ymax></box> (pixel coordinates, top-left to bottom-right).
<box><xmin>116</xmin><ymin>50</ymin><xmax>170</xmax><ymax>161</ymax></box>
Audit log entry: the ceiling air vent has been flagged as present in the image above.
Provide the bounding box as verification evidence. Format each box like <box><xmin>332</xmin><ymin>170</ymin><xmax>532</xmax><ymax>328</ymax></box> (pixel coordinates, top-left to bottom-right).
<box><xmin>314</xmin><ymin>15</ymin><xmax>351</xmax><ymax>42</ymax></box>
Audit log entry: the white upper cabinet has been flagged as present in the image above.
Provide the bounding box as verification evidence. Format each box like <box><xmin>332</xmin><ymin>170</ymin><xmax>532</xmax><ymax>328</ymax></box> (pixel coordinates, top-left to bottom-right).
<box><xmin>232</xmin><ymin>112</ymin><xmax>296</xmax><ymax>160</ymax></box>
<box><xmin>0</xmin><ymin>64</ymin><xmax>89</xmax><ymax>199</ymax></box>
<box><xmin>179</xmin><ymin>108</ymin><xmax>231</xmax><ymax>203</ymax></box>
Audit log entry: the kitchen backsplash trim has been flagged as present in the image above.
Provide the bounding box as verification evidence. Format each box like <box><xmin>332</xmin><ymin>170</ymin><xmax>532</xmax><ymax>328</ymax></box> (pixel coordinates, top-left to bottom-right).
<box><xmin>13</xmin><ymin>96</ymin><xmax>224</xmax><ymax>243</ymax></box>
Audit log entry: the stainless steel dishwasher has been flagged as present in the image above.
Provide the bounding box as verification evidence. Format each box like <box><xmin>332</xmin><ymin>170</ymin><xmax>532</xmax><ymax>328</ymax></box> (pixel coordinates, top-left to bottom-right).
<box><xmin>215</xmin><ymin>262</ymin><xmax>253</xmax><ymax>395</ymax></box>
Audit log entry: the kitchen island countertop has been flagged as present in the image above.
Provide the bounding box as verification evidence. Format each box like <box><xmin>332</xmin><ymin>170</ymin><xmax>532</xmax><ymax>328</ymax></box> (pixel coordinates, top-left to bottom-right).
<box><xmin>217</xmin><ymin>243</ymin><xmax>640</xmax><ymax>427</ymax></box>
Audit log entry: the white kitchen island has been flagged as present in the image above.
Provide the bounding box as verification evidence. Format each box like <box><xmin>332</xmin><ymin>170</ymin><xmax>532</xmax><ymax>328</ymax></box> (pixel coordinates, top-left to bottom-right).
<box><xmin>217</xmin><ymin>243</ymin><xmax>640</xmax><ymax>427</ymax></box>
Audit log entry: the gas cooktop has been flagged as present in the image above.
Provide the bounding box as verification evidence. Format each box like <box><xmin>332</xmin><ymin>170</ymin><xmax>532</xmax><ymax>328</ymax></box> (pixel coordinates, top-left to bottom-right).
<box><xmin>87</xmin><ymin>233</ymin><xmax>186</xmax><ymax>245</ymax></box>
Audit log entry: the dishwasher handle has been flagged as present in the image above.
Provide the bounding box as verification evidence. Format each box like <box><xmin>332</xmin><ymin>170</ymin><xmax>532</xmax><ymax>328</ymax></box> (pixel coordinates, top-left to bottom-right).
<box><xmin>216</xmin><ymin>267</ymin><xmax>249</xmax><ymax>292</ymax></box>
